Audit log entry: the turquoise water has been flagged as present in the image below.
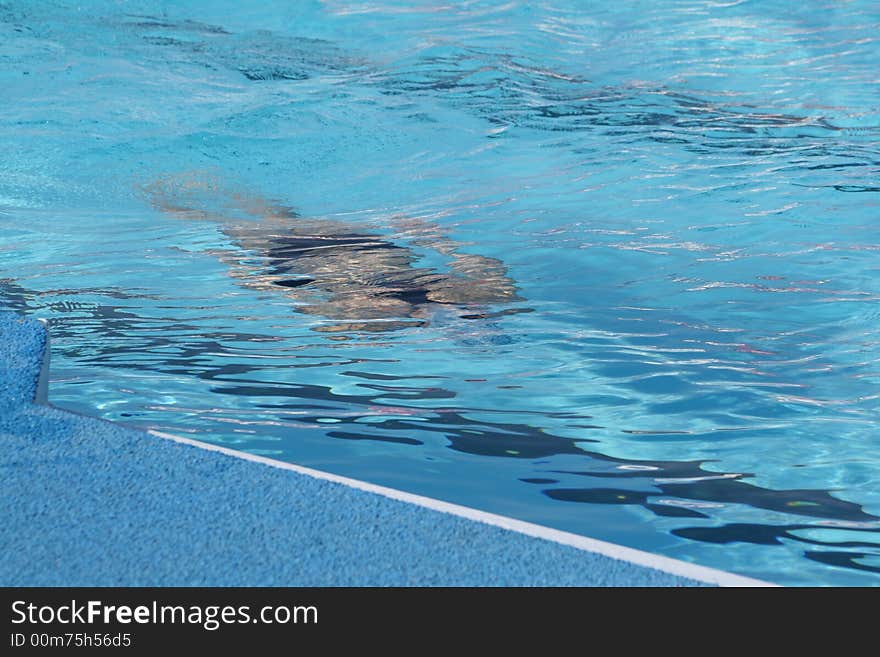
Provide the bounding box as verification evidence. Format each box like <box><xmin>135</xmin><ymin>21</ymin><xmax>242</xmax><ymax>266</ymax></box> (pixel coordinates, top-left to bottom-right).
<box><xmin>2</xmin><ymin>0</ymin><xmax>879</xmax><ymax>585</ymax></box>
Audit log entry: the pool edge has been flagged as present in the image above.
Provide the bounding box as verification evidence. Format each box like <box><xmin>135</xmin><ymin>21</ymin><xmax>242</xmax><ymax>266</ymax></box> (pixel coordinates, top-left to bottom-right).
<box><xmin>34</xmin><ymin>318</ymin><xmax>50</xmax><ymax>404</ymax></box>
<box><xmin>148</xmin><ymin>426</ymin><xmax>774</xmax><ymax>586</ymax></box>
<box><xmin>1</xmin><ymin>311</ymin><xmax>777</xmax><ymax>587</ymax></box>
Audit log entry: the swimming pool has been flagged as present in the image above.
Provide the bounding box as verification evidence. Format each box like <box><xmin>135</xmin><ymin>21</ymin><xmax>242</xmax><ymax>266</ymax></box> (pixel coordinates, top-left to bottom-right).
<box><xmin>2</xmin><ymin>0</ymin><xmax>878</xmax><ymax>586</ymax></box>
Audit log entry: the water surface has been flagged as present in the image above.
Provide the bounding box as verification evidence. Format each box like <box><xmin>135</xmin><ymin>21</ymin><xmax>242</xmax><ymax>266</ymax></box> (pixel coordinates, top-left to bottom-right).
<box><xmin>2</xmin><ymin>0</ymin><xmax>879</xmax><ymax>585</ymax></box>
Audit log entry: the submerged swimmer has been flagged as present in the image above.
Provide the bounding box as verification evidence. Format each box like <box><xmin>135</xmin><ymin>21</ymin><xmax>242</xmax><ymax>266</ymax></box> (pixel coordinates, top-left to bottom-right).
<box><xmin>144</xmin><ymin>171</ymin><xmax>522</xmax><ymax>332</ymax></box>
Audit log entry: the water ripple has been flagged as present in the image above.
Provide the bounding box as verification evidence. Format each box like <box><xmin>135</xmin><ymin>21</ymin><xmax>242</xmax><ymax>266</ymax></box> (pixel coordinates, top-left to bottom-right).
<box><xmin>2</xmin><ymin>0</ymin><xmax>879</xmax><ymax>585</ymax></box>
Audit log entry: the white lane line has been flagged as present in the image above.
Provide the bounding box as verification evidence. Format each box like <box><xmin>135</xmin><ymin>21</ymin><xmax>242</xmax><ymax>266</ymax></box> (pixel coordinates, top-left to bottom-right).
<box><xmin>149</xmin><ymin>429</ymin><xmax>777</xmax><ymax>587</ymax></box>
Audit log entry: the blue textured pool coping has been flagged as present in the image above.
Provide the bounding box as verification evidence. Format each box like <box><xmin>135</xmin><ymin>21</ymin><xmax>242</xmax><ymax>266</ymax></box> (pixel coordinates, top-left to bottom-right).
<box><xmin>0</xmin><ymin>312</ymin><xmax>772</xmax><ymax>586</ymax></box>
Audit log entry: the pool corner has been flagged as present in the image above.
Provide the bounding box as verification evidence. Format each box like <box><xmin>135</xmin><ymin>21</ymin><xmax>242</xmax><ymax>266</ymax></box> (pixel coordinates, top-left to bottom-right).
<box><xmin>0</xmin><ymin>310</ymin><xmax>775</xmax><ymax>587</ymax></box>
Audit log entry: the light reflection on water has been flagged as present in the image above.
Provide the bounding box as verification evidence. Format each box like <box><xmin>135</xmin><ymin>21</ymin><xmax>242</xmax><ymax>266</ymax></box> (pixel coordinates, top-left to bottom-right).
<box><xmin>1</xmin><ymin>0</ymin><xmax>879</xmax><ymax>585</ymax></box>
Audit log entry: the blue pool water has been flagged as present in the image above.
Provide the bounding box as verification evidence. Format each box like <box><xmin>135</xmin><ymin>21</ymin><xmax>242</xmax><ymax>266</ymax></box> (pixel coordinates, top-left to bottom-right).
<box><xmin>2</xmin><ymin>0</ymin><xmax>879</xmax><ymax>586</ymax></box>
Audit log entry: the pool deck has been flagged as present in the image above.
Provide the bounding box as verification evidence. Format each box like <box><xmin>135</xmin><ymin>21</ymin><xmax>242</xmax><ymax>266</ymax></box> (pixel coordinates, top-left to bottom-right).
<box><xmin>0</xmin><ymin>312</ymin><xmax>772</xmax><ymax>586</ymax></box>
